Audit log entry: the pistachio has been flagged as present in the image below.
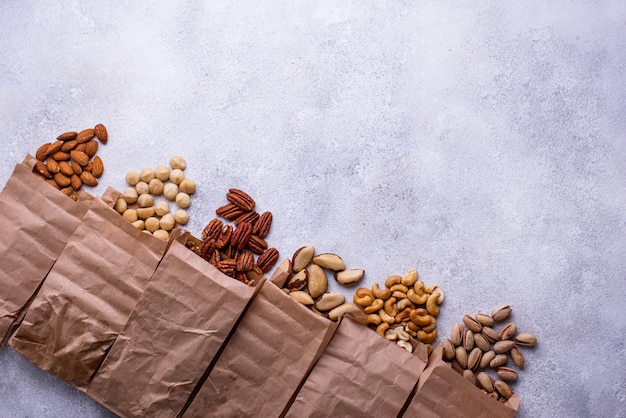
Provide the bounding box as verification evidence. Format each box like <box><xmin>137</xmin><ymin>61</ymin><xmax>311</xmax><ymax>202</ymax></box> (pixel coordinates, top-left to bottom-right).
<box><xmin>496</xmin><ymin>367</ymin><xmax>518</xmax><ymax>382</ymax></box>
<box><xmin>442</xmin><ymin>339</ymin><xmax>456</xmax><ymax>361</ymax></box>
<box><xmin>290</xmin><ymin>291</ymin><xmax>314</xmax><ymax>306</ymax></box>
<box><xmin>473</xmin><ymin>332</ymin><xmax>491</xmax><ymax>352</ymax></box>
<box><xmin>335</xmin><ymin>268</ymin><xmax>365</xmax><ymax>285</ymax></box>
<box><xmin>364</xmin><ymin>299</ymin><xmax>384</xmax><ymax>314</ymax></box>
<box><xmin>481</xmin><ymin>326</ymin><xmax>501</xmax><ymax>343</ymax></box>
<box><xmin>397</xmin><ymin>340</ymin><xmax>413</xmax><ymax>353</ymax></box>
<box><xmin>463</xmin><ymin>330</ymin><xmax>475</xmax><ymax>351</ymax></box>
<box><xmin>490</xmin><ymin>353</ymin><xmax>508</xmax><ymax>368</ymax></box>
<box><xmin>463</xmin><ymin>314</ymin><xmax>483</xmax><ymax>333</ymax></box>
<box><xmin>455</xmin><ymin>346</ymin><xmax>468</xmax><ymax>369</ymax></box>
<box><xmin>480</xmin><ymin>351</ymin><xmax>496</xmax><ymax>369</ymax></box>
<box><xmin>493</xmin><ymin>340</ymin><xmax>516</xmax><ymax>354</ymax></box>
<box><xmin>476</xmin><ymin>372</ymin><xmax>494</xmax><ymax>393</ymax></box>
<box><xmin>463</xmin><ymin>369</ymin><xmax>476</xmax><ymax>385</ymax></box>
<box><xmin>286</xmin><ymin>270</ymin><xmax>308</xmax><ymax>291</ymax></box>
<box><xmin>315</xmin><ymin>292</ymin><xmax>345</xmax><ymax>311</ymax></box>
<box><xmin>475</xmin><ymin>313</ymin><xmax>495</xmax><ymax>327</ymax></box>
<box><xmin>510</xmin><ymin>346</ymin><xmax>525</xmax><ymax>368</ymax></box>
<box><xmin>451</xmin><ymin>323</ymin><xmax>463</xmax><ymax>346</ymax></box>
<box><xmin>491</xmin><ymin>304</ymin><xmax>512</xmax><ymax>322</ymax></box>
<box><xmin>401</xmin><ymin>269</ymin><xmax>418</xmax><ymax>287</ymax></box>
<box><xmin>372</xmin><ymin>283</ymin><xmax>391</xmax><ymax>300</ymax></box>
<box><xmin>312</xmin><ymin>253</ymin><xmax>345</xmax><ymax>271</ymax></box>
<box><xmin>292</xmin><ymin>245</ymin><xmax>315</xmax><ymax>272</ymax></box>
<box><xmin>515</xmin><ymin>333</ymin><xmax>537</xmax><ymax>347</ymax></box>
<box><xmin>499</xmin><ymin>323</ymin><xmax>517</xmax><ymax>340</ymax></box>
<box><xmin>468</xmin><ymin>347</ymin><xmax>482</xmax><ymax>370</ymax></box>
<box><xmin>494</xmin><ymin>380</ymin><xmax>513</xmax><ymax>399</ymax></box>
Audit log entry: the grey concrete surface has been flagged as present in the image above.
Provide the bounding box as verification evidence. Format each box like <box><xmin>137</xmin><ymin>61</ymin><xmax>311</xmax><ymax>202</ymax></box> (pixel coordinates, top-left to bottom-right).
<box><xmin>1</xmin><ymin>1</ymin><xmax>625</xmax><ymax>417</ymax></box>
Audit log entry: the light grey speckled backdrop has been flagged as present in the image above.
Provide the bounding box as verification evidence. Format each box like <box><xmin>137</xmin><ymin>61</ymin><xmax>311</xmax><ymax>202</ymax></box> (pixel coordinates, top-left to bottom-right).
<box><xmin>1</xmin><ymin>1</ymin><xmax>625</xmax><ymax>417</ymax></box>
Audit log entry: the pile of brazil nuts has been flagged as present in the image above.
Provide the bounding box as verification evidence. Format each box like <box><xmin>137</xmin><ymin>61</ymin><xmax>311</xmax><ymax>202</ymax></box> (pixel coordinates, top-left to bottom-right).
<box><xmin>278</xmin><ymin>246</ymin><xmax>365</xmax><ymax>321</ymax></box>
<box><xmin>353</xmin><ymin>270</ymin><xmax>444</xmax><ymax>352</ymax></box>
<box><xmin>442</xmin><ymin>305</ymin><xmax>538</xmax><ymax>403</ymax></box>
<box><xmin>186</xmin><ymin>188</ymin><xmax>277</xmax><ymax>286</ymax></box>
<box><xmin>114</xmin><ymin>156</ymin><xmax>195</xmax><ymax>241</ymax></box>
<box><xmin>32</xmin><ymin>124</ymin><xmax>107</xmax><ymax>200</ymax></box>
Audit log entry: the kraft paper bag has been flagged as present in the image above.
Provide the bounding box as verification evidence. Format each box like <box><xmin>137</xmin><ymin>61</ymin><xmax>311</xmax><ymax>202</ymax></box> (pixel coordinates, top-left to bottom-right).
<box><xmin>0</xmin><ymin>155</ymin><xmax>93</xmax><ymax>349</ymax></box>
<box><xmin>285</xmin><ymin>306</ymin><xmax>429</xmax><ymax>417</ymax></box>
<box><xmin>181</xmin><ymin>264</ymin><xmax>338</xmax><ymax>418</ymax></box>
<box><xmin>402</xmin><ymin>344</ymin><xmax>520</xmax><ymax>418</ymax></box>
<box><xmin>9</xmin><ymin>186</ymin><xmax>171</xmax><ymax>391</ymax></box>
<box><xmin>87</xmin><ymin>233</ymin><xmax>262</xmax><ymax>418</ymax></box>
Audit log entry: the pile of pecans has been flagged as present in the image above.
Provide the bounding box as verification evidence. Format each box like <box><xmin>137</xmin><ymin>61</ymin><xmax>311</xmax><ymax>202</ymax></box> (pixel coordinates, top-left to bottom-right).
<box><xmin>442</xmin><ymin>305</ymin><xmax>538</xmax><ymax>403</ymax></box>
<box><xmin>32</xmin><ymin>124</ymin><xmax>107</xmax><ymax>200</ymax></box>
<box><xmin>353</xmin><ymin>270</ymin><xmax>444</xmax><ymax>351</ymax></box>
<box><xmin>279</xmin><ymin>246</ymin><xmax>363</xmax><ymax>321</ymax></box>
<box><xmin>188</xmin><ymin>189</ymin><xmax>278</xmax><ymax>286</ymax></box>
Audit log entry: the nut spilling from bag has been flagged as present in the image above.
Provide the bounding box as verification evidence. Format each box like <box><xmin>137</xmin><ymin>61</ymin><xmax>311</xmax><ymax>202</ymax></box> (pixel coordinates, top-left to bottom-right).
<box><xmin>32</xmin><ymin>124</ymin><xmax>108</xmax><ymax>200</ymax></box>
<box><xmin>442</xmin><ymin>305</ymin><xmax>537</xmax><ymax>403</ymax></box>
<box><xmin>116</xmin><ymin>156</ymin><xmax>195</xmax><ymax>241</ymax></box>
<box><xmin>279</xmin><ymin>246</ymin><xmax>363</xmax><ymax>321</ymax></box>
<box><xmin>187</xmin><ymin>188</ymin><xmax>277</xmax><ymax>286</ymax></box>
<box><xmin>353</xmin><ymin>269</ymin><xmax>444</xmax><ymax>350</ymax></box>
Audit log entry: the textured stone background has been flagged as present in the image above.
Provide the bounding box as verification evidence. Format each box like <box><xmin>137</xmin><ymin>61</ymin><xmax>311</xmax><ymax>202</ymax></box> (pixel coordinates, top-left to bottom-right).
<box><xmin>1</xmin><ymin>1</ymin><xmax>625</xmax><ymax>417</ymax></box>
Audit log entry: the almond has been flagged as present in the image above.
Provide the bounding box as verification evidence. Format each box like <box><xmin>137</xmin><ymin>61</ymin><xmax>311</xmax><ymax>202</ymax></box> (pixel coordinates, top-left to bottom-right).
<box><xmin>76</xmin><ymin>128</ymin><xmax>95</xmax><ymax>144</ymax></box>
<box><xmin>75</xmin><ymin>142</ymin><xmax>87</xmax><ymax>153</ymax></box>
<box><xmin>36</xmin><ymin>143</ymin><xmax>50</xmax><ymax>161</ymax></box>
<box><xmin>57</xmin><ymin>131</ymin><xmax>77</xmax><ymax>141</ymax></box>
<box><xmin>60</xmin><ymin>186</ymin><xmax>73</xmax><ymax>196</ymax></box>
<box><xmin>33</xmin><ymin>161</ymin><xmax>52</xmax><ymax>179</ymax></box>
<box><xmin>70</xmin><ymin>174</ymin><xmax>82</xmax><ymax>191</ymax></box>
<box><xmin>70</xmin><ymin>150</ymin><xmax>89</xmax><ymax>166</ymax></box>
<box><xmin>91</xmin><ymin>156</ymin><xmax>104</xmax><ymax>178</ymax></box>
<box><xmin>53</xmin><ymin>172</ymin><xmax>71</xmax><ymax>188</ymax></box>
<box><xmin>84</xmin><ymin>161</ymin><xmax>93</xmax><ymax>172</ymax></box>
<box><xmin>71</xmin><ymin>159</ymin><xmax>83</xmax><ymax>176</ymax></box>
<box><xmin>45</xmin><ymin>179</ymin><xmax>61</xmax><ymax>190</ymax></box>
<box><xmin>61</xmin><ymin>139</ymin><xmax>78</xmax><ymax>152</ymax></box>
<box><xmin>51</xmin><ymin>151</ymin><xmax>70</xmax><ymax>161</ymax></box>
<box><xmin>80</xmin><ymin>171</ymin><xmax>98</xmax><ymax>187</ymax></box>
<box><xmin>58</xmin><ymin>161</ymin><xmax>74</xmax><ymax>177</ymax></box>
<box><xmin>46</xmin><ymin>158</ymin><xmax>60</xmax><ymax>174</ymax></box>
<box><xmin>94</xmin><ymin>124</ymin><xmax>108</xmax><ymax>144</ymax></box>
<box><xmin>85</xmin><ymin>140</ymin><xmax>98</xmax><ymax>158</ymax></box>
<box><xmin>46</xmin><ymin>140</ymin><xmax>64</xmax><ymax>155</ymax></box>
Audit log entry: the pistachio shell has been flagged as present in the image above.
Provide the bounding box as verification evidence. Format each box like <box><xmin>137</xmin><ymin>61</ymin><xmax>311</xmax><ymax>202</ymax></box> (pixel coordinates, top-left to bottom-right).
<box><xmin>463</xmin><ymin>314</ymin><xmax>483</xmax><ymax>332</ymax></box>
<box><xmin>491</xmin><ymin>304</ymin><xmax>512</xmax><ymax>322</ymax></box>
<box><xmin>515</xmin><ymin>333</ymin><xmax>537</xmax><ymax>347</ymax></box>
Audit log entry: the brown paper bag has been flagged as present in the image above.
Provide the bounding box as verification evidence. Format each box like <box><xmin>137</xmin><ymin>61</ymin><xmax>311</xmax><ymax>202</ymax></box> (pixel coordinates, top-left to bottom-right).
<box><xmin>181</xmin><ymin>264</ymin><xmax>338</xmax><ymax>418</ymax></box>
<box><xmin>0</xmin><ymin>155</ymin><xmax>93</xmax><ymax>349</ymax></box>
<box><xmin>9</xmin><ymin>186</ymin><xmax>171</xmax><ymax>391</ymax></box>
<box><xmin>285</xmin><ymin>306</ymin><xmax>429</xmax><ymax>417</ymax></box>
<box><xmin>87</xmin><ymin>234</ymin><xmax>262</xmax><ymax>418</ymax></box>
<box><xmin>402</xmin><ymin>344</ymin><xmax>520</xmax><ymax>418</ymax></box>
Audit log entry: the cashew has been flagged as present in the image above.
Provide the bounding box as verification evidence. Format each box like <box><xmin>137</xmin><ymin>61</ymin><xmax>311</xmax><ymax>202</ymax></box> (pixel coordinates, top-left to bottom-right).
<box><xmin>407</xmin><ymin>288</ymin><xmax>428</xmax><ymax>305</ymax></box>
<box><xmin>417</xmin><ymin>329</ymin><xmax>438</xmax><ymax>344</ymax></box>
<box><xmin>413</xmin><ymin>280</ymin><xmax>425</xmax><ymax>296</ymax></box>
<box><xmin>385</xmin><ymin>328</ymin><xmax>398</xmax><ymax>341</ymax></box>
<box><xmin>376</xmin><ymin>322</ymin><xmax>389</xmax><ymax>336</ymax></box>
<box><xmin>379</xmin><ymin>309</ymin><xmax>395</xmax><ymax>324</ymax></box>
<box><xmin>424</xmin><ymin>284</ymin><xmax>438</xmax><ymax>294</ymax></box>
<box><xmin>383</xmin><ymin>297</ymin><xmax>397</xmax><ymax>316</ymax></box>
<box><xmin>396</xmin><ymin>327</ymin><xmax>410</xmax><ymax>341</ymax></box>
<box><xmin>422</xmin><ymin>316</ymin><xmax>437</xmax><ymax>333</ymax></box>
<box><xmin>353</xmin><ymin>288</ymin><xmax>374</xmax><ymax>307</ymax></box>
<box><xmin>384</xmin><ymin>275</ymin><xmax>402</xmax><ymax>288</ymax></box>
<box><xmin>364</xmin><ymin>298</ymin><xmax>384</xmax><ymax>314</ymax></box>
<box><xmin>396</xmin><ymin>298</ymin><xmax>415</xmax><ymax>311</ymax></box>
<box><xmin>407</xmin><ymin>321</ymin><xmax>419</xmax><ymax>332</ymax></box>
<box><xmin>394</xmin><ymin>307</ymin><xmax>412</xmax><ymax>323</ymax></box>
<box><xmin>433</xmin><ymin>287</ymin><xmax>444</xmax><ymax>304</ymax></box>
<box><xmin>401</xmin><ymin>269</ymin><xmax>418</xmax><ymax>287</ymax></box>
<box><xmin>391</xmin><ymin>291</ymin><xmax>408</xmax><ymax>299</ymax></box>
<box><xmin>410</xmin><ymin>309</ymin><xmax>431</xmax><ymax>327</ymax></box>
<box><xmin>389</xmin><ymin>284</ymin><xmax>409</xmax><ymax>294</ymax></box>
<box><xmin>372</xmin><ymin>283</ymin><xmax>391</xmax><ymax>300</ymax></box>
<box><xmin>397</xmin><ymin>340</ymin><xmax>413</xmax><ymax>353</ymax></box>
<box><xmin>426</xmin><ymin>293</ymin><xmax>441</xmax><ymax>316</ymax></box>
<box><xmin>366</xmin><ymin>314</ymin><xmax>382</xmax><ymax>325</ymax></box>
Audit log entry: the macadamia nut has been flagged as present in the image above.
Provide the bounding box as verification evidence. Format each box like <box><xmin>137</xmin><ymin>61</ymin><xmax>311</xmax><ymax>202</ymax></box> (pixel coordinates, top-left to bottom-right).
<box><xmin>122</xmin><ymin>209</ymin><xmax>138</xmax><ymax>222</ymax></box>
<box><xmin>170</xmin><ymin>156</ymin><xmax>186</xmax><ymax>170</ymax></box>
<box><xmin>154</xmin><ymin>201</ymin><xmax>170</xmax><ymax>216</ymax></box>
<box><xmin>148</xmin><ymin>178</ymin><xmax>164</xmax><ymax>195</ymax></box>
<box><xmin>122</xmin><ymin>187</ymin><xmax>138</xmax><ymax>204</ymax></box>
<box><xmin>179</xmin><ymin>178</ymin><xmax>196</xmax><ymax>194</ymax></box>
<box><xmin>155</xmin><ymin>164</ymin><xmax>170</xmax><ymax>182</ymax></box>
<box><xmin>131</xmin><ymin>220</ymin><xmax>145</xmax><ymax>230</ymax></box>
<box><xmin>145</xmin><ymin>217</ymin><xmax>160</xmax><ymax>232</ymax></box>
<box><xmin>174</xmin><ymin>209</ymin><xmax>188</xmax><ymax>225</ymax></box>
<box><xmin>176</xmin><ymin>192</ymin><xmax>191</xmax><ymax>209</ymax></box>
<box><xmin>114</xmin><ymin>198</ymin><xmax>127</xmax><ymax>214</ymax></box>
<box><xmin>153</xmin><ymin>229</ymin><xmax>169</xmax><ymax>241</ymax></box>
<box><xmin>135</xmin><ymin>181</ymin><xmax>149</xmax><ymax>195</ymax></box>
<box><xmin>164</xmin><ymin>183</ymin><xmax>178</xmax><ymax>201</ymax></box>
<box><xmin>140</xmin><ymin>167</ymin><xmax>155</xmax><ymax>183</ymax></box>
<box><xmin>126</xmin><ymin>170</ymin><xmax>140</xmax><ymax>186</ymax></box>
<box><xmin>160</xmin><ymin>214</ymin><xmax>175</xmax><ymax>231</ymax></box>
<box><xmin>169</xmin><ymin>169</ymin><xmax>184</xmax><ymax>185</ymax></box>
<box><xmin>137</xmin><ymin>194</ymin><xmax>154</xmax><ymax>208</ymax></box>
<box><xmin>137</xmin><ymin>207</ymin><xmax>155</xmax><ymax>219</ymax></box>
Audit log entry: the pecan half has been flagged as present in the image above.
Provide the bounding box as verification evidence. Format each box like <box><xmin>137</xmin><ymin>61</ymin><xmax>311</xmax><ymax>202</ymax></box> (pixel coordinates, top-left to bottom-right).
<box><xmin>216</xmin><ymin>225</ymin><xmax>233</xmax><ymax>250</ymax></box>
<box><xmin>217</xmin><ymin>259</ymin><xmax>236</xmax><ymax>277</ymax></box>
<box><xmin>216</xmin><ymin>203</ymin><xmax>245</xmax><ymax>221</ymax></box>
<box><xmin>235</xmin><ymin>271</ymin><xmax>250</xmax><ymax>285</ymax></box>
<box><xmin>247</xmin><ymin>235</ymin><xmax>268</xmax><ymax>255</ymax></box>
<box><xmin>234</xmin><ymin>210</ymin><xmax>259</xmax><ymax>226</ymax></box>
<box><xmin>231</xmin><ymin>222</ymin><xmax>253</xmax><ymax>251</ymax></box>
<box><xmin>226</xmin><ymin>188</ymin><xmax>256</xmax><ymax>211</ymax></box>
<box><xmin>200</xmin><ymin>238</ymin><xmax>216</xmax><ymax>261</ymax></box>
<box><xmin>257</xmin><ymin>247</ymin><xmax>279</xmax><ymax>273</ymax></box>
<box><xmin>236</xmin><ymin>251</ymin><xmax>255</xmax><ymax>272</ymax></box>
<box><xmin>252</xmin><ymin>211</ymin><xmax>273</xmax><ymax>239</ymax></box>
<box><xmin>202</xmin><ymin>218</ymin><xmax>223</xmax><ymax>241</ymax></box>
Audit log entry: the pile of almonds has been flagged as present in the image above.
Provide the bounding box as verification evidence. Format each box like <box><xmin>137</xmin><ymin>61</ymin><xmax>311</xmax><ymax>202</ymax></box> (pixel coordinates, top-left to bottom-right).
<box><xmin>32</xmin><ymin>124</ymin><xmax>107</xmax><ymax>200</ymax></box>
<box><xmin>115</xmin><ymin>156</ymin><xmax>195</xmax><ymax>241</ymax></box>
<box><xmin>353</xmin><ymin>270</ymin><xmax>444</xmax><ymax>351</ymax></box>
<box><xmin>279</xmin><ymin>246</ymin><xmax>364</xmax><ymax>321</ymax></box>
<box><xmin>442</xmin><ymin>305</ymin><xmax>537</xmax><ymax>403</ymax></box>
<box><xmin>187</xmin><ymin>189</ymin><xmax>277</xmax><ymax>286</ymax></box>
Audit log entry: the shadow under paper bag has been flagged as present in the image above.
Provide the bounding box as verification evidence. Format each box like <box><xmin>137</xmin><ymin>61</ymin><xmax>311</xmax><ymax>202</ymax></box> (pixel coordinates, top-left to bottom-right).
<box><xmin>0</xmin><ymin>155</ymin><xmax>93</xmax><ymax>349</ymax></box>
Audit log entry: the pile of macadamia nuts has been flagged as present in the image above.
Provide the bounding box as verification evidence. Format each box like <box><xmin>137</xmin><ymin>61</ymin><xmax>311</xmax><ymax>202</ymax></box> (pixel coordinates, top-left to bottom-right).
<box><xmin>114</xmin><ymin>156</ymin><xmax>196</xmax><ymax>240</ymax></box>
